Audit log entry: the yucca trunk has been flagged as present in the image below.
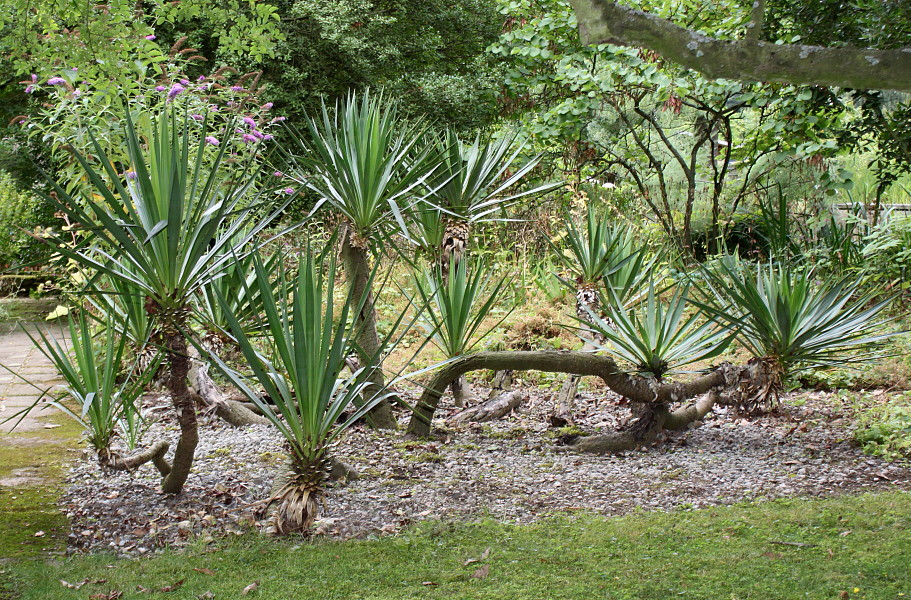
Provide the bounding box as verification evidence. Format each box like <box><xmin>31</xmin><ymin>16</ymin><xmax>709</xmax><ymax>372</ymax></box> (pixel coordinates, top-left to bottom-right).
<box><xmin>340</xmin><ymin>231</ymin><xmax>397</xmax><ymax>429</ymax></box>
<box><xmin>161</xmin><ymin>329</ymin><xmax>200</xmax><ymax>494</ymax></box>
<box><xmin>440</xmin><ymin>218</ymin><xmax>470</xmax><ymax>281</ymax></box>
<box><xmin>551</xmin><ymin>282</ymin><xmax>602</xmax><ymax>427</ymax></box>
<box><xmin>441</xmin><ymin>217</ymin><xmax>475</xmax><ymax>408</ymax></box>
<box><xmin>273</xmin><ymin>460</ymin><xmax>326</xmax><ymax>535</ymax></box>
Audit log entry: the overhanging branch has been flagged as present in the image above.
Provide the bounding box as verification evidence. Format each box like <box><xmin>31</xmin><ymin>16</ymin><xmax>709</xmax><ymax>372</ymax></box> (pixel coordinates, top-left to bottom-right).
<box><xmin>569</xmin><ymin>0</ymin><xmax>911</xmax><ymax>92</ymax></box>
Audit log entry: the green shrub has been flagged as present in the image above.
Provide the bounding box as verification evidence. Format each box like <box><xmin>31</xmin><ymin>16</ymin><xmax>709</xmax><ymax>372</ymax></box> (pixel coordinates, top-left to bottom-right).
<box><xmin>854</xmin><ymin>392</ymin><xmax>911</xmax><ymax>462</ymax></box>
<box><xmin>0</xmin><ymin>172</ymin><xmax>52</xmax><ymax>269</ymax></box>
<box><xmin>862</xmin><ymin>215</ymin><xmax>911</xmax><ymax>293</ymax></box>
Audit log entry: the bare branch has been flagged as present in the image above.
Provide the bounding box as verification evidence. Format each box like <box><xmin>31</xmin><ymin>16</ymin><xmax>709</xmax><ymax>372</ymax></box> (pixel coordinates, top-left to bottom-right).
<box><xmin>570</xmin><ymin>0</ymin><xmax>911</xmax><ymax>92</ymax></box>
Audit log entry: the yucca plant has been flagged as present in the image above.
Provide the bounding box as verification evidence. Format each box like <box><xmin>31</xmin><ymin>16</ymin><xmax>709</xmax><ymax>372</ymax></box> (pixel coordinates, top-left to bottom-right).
<box><xmin>195</xmin><ymin>240</ymin><xmax>283</xmax><ymax>349</ymax></box>
<box><xmin>587</xmin><ymin>282</ymin><xmax>732</xmax><ymax>380</ymax></box>
<box><xmin>556</xmin><ymin>207</ymin><xmax>656</xmax><ymax>324</ymax></box>
<box><xmin>697</xmin><ymin>257</ymin><xmax>895</xmax><ymax>409</ymax></box>
<box><xmin>410</xmin><ymin>258</ymin><xmax>511</xmax><ymax>405</ymax></box>
<box><xmin>3</xmin><ymin>307</ymin><xmax>164</xmax><ymax>471</ymax></box>
<box><xmin>210</xmin><ymin>248</ymin><xmax>409</xmax><ymax>534</ymax></box>
<box><xmin>282</xmin><ymin>90</ymin><xmax>438</xmax><ymax>429</ymax></box>
<box><xmin>423</xmin><ymin>128</ymin><xmax>557</xmax><ymax>275</ymax></box>
<box><xmin>39</xmin><ymin>110</ymin><xmax>286</xmax><ymax>493</ymax></box>
<box><xmin>85</xmin><ymin>262</ymin><xmax>159</xmax><ymax>375</ymax></box>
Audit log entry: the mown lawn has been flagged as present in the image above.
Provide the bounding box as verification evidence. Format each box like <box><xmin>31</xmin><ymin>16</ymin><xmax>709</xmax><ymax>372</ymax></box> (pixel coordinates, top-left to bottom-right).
<box><xmin>2</xmin><ymin>491</ymin><xmax>909</xmax><ymax>600</ymax></box>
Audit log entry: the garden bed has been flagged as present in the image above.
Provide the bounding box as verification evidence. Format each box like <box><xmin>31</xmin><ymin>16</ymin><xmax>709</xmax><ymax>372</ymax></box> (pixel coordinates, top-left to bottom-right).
<box><xmin>60</xmin><ymin>384</ymin><xmax>911</xmax><ymax>555</ymax></box>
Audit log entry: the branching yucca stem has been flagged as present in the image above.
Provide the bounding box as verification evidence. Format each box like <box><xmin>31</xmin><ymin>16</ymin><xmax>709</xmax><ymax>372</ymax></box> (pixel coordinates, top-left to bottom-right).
<box><xmin>340</xmin><ymin>232</ymin><xmax>397</xmax><ymax>429</ymax></box>
<box><xmin>99</xmin><ymin>441</ymin><xmax>171</xmax><ymax>476</ymax></box>
<box><xmin>407</xmin><ymin>350</ymin><xmax>733</xmax><ymax>439</ymax></box>
<box><xmin>161</xmin><ymin>330</ymin><xmax>199</xmax><ymax>494</ymax></box>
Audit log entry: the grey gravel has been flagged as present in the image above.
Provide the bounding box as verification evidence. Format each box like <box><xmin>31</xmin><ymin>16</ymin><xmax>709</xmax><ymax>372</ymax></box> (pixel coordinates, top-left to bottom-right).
<box><xmin>61</xmin><ymin>384</ymin><xmax>911</xmax><ymax>555</ymax></box>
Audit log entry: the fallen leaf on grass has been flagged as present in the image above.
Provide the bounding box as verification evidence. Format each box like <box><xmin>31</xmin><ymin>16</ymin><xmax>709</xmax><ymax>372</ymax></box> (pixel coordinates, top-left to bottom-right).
<box><xmin>761</xmin><ymin>552</ymin><xmax>783</xmax><ymax>559</ymax></box>
<box><xmin>59</xmin><ymin>579</ymin><xmax>88</xmax><ymax>590</ymax></box>
<box><xmin>88</xmin><ymin>591</ymin><xmax>123</xmax><ymax>600</ymax></box>
<box><xmin>471</xmin><ymin>565</ymin><xmax>490</xmax><ymax>579</ymax></box>
<box><xmin>242</xmin><ymin>581</ymin><xmax>259</xmax><ymax>595</ymax></box>
<box><xmin>421</xmin><ymin>582</ymin><xmax>437</xmax><ymax>586</ymax></box>
<box><xmin>194</xmin><ymin>568</ymin><xmax>216</xmax><ymax>575</ymax></box>
<box><xmin>464</xmin><ymin>546</ymin><xmax>491</xmax><ymax>565</ymax></box>
<box><xmin>33</xmin><ymin>531</ymin><xmax>45</xmax><ymax>537</ymax></box>
<box><xmin>197</xmin><ymin>592</ymin><xmax>216</xmax><ymax>599</ymax></box>
<box><xmin>159</xmin><ymin>579</ymin><xmax>185</xmax><ymax>592</ymax></box>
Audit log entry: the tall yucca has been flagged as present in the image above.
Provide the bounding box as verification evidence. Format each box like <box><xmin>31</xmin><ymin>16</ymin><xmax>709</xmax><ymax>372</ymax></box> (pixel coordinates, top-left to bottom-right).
<box><xmin>423</xmin><ymin>129</ymin><xmax>557</xmax><ymax>275</ymax></box>
<box><xmin>283</xmin><ymin>90</ymin><xmax>438</xmax><ymax>428</ymax></box>
<box><xmin>39</xmin><ymin>110</ymin><xmax>286</xmax><ymax>493</ymax></box>
<box><xmin>212</xmin><ymin>249</ymin><xmax>401</xmax><ymax>534</ymax></box>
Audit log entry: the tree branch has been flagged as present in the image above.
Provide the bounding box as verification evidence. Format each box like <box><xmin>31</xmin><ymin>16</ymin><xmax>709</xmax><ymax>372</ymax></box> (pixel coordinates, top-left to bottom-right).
<box><xmin>406</xmin><ymin>350</ymin><xmax>727</xmax><ymax>436</ymax></box>
<box><xmin>569</xmin><ymin>0</ymin><xmax>911</xmax><ymax>92</ymax></box>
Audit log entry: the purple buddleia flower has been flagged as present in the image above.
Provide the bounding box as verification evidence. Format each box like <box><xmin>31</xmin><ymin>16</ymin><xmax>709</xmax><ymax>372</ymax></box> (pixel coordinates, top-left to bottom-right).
<box><xmin>30</xmin><ymin>74</ymin><xmax>37</xmax><ymax>83</ymax></box>
<box><xmin>155</xmin><ymin>85</ymin><xmax>166</xmax><ymax>92</ymax></box>
<box><xmin>124</xmin><ymin>171</ymin><xmax>137</xmax><ymax>180</ymax></box>
<box><xmin>180</xmin><ymin>79</ymin><xmax>189</xmax><ymax>86</ymax></box>
<box><xmin>273</xmin><ymin>171</ymin><xmax>283</xmax><ymax>177</ymax></box>
<box><xmin>284</xmin><ymin>188</ymin><xmax>294</xmax><ymax>195</ymax></box>
<box><xmin>230</xmin><ymin>85</ymin><xmax>244</xmax><ymax>92</ymax></box>
<box><xmin>167</xmin><ymin>83</ymin><xmax>185</xmax><ymax>101</ymax></box>
<box><xmin>242</xmin><ymin>133</ymin><xmax>258</xmax><ymax>144</ymax></box>
<box><xmin>261</xmin><ymin>102</ymin><xmax>273</xmax><ymax>110</ymax></box>
<box><xmin>197</xmin><ymin>75</ymin><xmax>206</xmax><ymax>82</ymax></box>
<box><xmin>263</xmin><ymin>134</ymin><xmax>274</xmax><ymax>141</ymax></box>
<box><xmin>24</xmin><ymin>85</ymin><xmax>34</xmax><ymax>94</ymax></box>
<box><xmin>205</xmin><ymin>136</ymin><xmax>219</xmax><ymax>146</ymax></box>
<box><xmin>145</xmin><ymin>34</ymin><xmax>156</xmax><ymax>40</ymax></box>
<box><xmin>47</xmin><ymin>77</ymin><xmax>65</xmax><ymax>85</ymax></box>
<box><xmin>190</xmin><ymin>114</ymin><xmax>203</xmax><ymax>121</ymax></box>
<box><xmin>243</xmin><ymin>116</ymin><xmax>256</xmax><ymax>128</ymax></box>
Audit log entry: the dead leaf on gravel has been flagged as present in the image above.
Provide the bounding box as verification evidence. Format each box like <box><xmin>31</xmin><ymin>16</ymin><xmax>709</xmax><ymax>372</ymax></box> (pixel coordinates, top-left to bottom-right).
<box><xmin>471</xmin><ymin>564</ymin><xmax>490</xmax><ymax>579</ymax></box>
<box><xmin>194</xmin><ymin>568</ymin><xmax>216</xmax><ymax>575</ymax></box>
<box><xmin>242</xmin><ymin>581</ymin><xmax>260</xmax><ymax>595</ymax></box>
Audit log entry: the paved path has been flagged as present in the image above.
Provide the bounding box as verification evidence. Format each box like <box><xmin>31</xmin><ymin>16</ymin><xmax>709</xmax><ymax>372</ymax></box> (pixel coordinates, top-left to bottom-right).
<box><xmin>0</xmin><ymin>322</ymin><xmax>66</xmax><ymax>434</ymax></box>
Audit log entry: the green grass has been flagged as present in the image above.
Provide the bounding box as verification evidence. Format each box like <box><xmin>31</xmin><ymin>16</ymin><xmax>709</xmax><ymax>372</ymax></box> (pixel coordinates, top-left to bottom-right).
<box><xmin>3</xmin><ymin>492</ymin><xmax>909</xmax><ymax>599</ymax></box>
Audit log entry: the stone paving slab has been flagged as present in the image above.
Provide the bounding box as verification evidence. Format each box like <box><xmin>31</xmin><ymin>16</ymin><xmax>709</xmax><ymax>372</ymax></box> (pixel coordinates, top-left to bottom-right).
<box><xmin>0</xmin><ymin>323</ymin><xmax>67</xmax><ymax>434</ymax></box>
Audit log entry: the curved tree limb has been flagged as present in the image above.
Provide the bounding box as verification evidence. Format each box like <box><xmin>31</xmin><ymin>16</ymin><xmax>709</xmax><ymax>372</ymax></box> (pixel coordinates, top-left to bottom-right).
<box><xmin>407</xmin><ymin>350</ymin><xmax>727</xmax><ymax>436</ymax></box>
<box><xmin>569</xmin><ymin>0</ymin><xmax>911</xmax><ymax>92</ymax></box>
<box><xmin>98</xmin><ymin>440</ymin><xmax>171</xmax><ymax>476</ymax></box>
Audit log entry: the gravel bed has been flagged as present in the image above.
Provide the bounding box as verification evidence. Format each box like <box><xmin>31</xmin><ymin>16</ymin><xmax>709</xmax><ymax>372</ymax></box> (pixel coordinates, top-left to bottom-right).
<box><xmin>62</xmin><ymin>385</ymin><xmax>911</xmax><ymax>555</ymax></box>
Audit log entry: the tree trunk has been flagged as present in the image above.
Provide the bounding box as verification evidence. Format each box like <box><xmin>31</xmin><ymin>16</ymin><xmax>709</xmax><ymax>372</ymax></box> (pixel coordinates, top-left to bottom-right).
<box><xmin>407</xmin><ymin>350</ymin><xmax>734</xmax><ymax>437</ymax></box>
<box><xmin>98</xmin><ymin>441</ymin><xmax>171</xmax><ymax>476</ymax></box>
<box><xmin>567</xmin><ymin>391</ymin><xmax>719</xmax><ymax>453</ymax></box>
<box><xmin>161</xmin><ymin>332</ymin><xmax>200</xmax><ymax>494</ymax></box>
<box><xmin>188</xmin><ymin>347</ymin><xmax>268</xmax><ymax>427</ymax></box>
<box><xmin>451</xmin><ymin>375</ymin><xmax>475</xmax><ymax>408</ymax></box>
<box><xmin>450</xmin><ymin>370</ymin><xmax>518</xmax><ymax>424</ymax></box>
<box><xmin>550</xmin><ymin>374</ymin><xmax>580</xmax><ymax>427</ymax></box>
<box><xmin>339</xmin><ymin>232</ymin><xmax>397</xmax><ymax>429</ymax></box>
